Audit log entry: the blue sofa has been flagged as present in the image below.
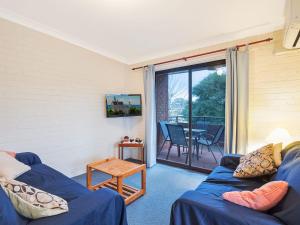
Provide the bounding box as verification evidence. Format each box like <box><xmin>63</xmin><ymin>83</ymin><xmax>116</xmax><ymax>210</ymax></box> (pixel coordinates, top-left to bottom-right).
<box><xmin>170</xmin><ymin>142</ymin><xmax>300</xmax><ymax>225</ymax></box>
<box><xmin>0</xmin><ymin>152</ymin><xmax>128</xmax><ymax>225</ymax></box>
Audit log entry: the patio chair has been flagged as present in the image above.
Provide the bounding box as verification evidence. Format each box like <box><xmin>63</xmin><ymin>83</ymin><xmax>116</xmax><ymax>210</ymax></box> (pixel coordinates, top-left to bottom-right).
<box><xmin>165</xmin><ymin>124</ymin><xmax>189</xmax><ymax>164</ymax></box>
<box><xmin>157</xmin><ymin>121</ymin><xmax>171</xmax><ymax>156</ymax></box>
<box><xmin>216</xmin><ymin>128</ymin><xmax>224</xmax><ymax>156</ymax></box>
<box><xmin>196</xmin><ymin>125</ymin><xmax>224</xmax><ymax>163</ymax></box>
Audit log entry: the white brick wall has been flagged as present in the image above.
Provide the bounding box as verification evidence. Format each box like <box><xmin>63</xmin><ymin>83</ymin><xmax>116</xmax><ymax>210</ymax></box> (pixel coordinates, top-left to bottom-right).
<box><xmin>248</xmin><ymin>31</ymin><xmax>300</xmax><ymax>150</ymax></box>
<box><xmin>0</xmin><ymin>18</ymin><xmax>143</xmax><ymax>177</ymax></box>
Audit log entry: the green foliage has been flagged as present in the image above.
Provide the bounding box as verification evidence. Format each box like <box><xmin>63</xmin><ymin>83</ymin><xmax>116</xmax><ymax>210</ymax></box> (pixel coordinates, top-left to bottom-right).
<box><xmin>192</xmin><ymin>72</ymin><xmax>226</xmax><ymax>117</ymax></box>
<box><xmin>169</xmin><ymin>98</ymin><xmax>188</xmax><ymax>117</ymax></box>
<box><xmin>182</xmin><ymin>72</ymin><xmax>226</xmax><ymax>117</ymax></box>
<box><xmin>107</xmin><ymin>109</ymin><xmax>124</xmax><ymax>116</ymax></box>
<box><xmin>129</xmin><ymin>107</ymin><xmax>141</xmax><ymax>115</ymax></box>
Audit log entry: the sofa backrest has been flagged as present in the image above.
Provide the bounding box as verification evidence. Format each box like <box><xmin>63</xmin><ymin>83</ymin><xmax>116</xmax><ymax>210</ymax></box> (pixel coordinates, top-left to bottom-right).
<box><xmin>0</xmin><ymin>186</ymin><xmax>21</xmax><ymax>225</ymax></box>
<box><xmin>271</xmin><ymin>142</ymin><xmax>300</xmax><ymax>224</ymax></box>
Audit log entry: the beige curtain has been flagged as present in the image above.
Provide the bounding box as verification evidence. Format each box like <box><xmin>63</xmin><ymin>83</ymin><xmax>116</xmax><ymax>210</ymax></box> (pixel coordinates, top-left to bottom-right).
<box><xmin>144</xmin><ymin>65</ymin><xmax>157</xmax><ymax>167</ymax></box>
<box><xmin>225</xmin><ymin>47</ymin><xmax>249</xmax><ymax>155</ymax></box>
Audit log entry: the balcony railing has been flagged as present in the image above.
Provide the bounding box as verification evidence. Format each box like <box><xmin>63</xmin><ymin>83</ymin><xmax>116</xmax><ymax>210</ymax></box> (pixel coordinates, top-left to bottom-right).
<box><xmin>168</xmin><ymin>115</ymin><xmax>224</xmax><ymax>129</ymax></box>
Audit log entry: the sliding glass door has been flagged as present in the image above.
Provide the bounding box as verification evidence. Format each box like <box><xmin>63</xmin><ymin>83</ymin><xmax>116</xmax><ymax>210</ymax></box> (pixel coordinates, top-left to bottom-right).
<box><xmin>156</xmin><ymin>70</ymin><xmax>189</xmax><ymax>166</ymax></box>
<box><xmin>156</xmin><ymin>60</ymin><xmax>226</xmax><ymax>172</ymax></box>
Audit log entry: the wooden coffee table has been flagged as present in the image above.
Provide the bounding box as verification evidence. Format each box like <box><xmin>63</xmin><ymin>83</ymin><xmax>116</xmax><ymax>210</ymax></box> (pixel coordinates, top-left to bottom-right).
<box><xmin>86</xmin><ymin>158</ymin><xmax>146</xmax><ymax>205</ymax></box>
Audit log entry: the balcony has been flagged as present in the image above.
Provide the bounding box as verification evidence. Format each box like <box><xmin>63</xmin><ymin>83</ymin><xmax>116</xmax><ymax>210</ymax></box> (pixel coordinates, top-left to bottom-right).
<box><xmin>157</xmin><ymin>116</ymin><xmax>224</xmax><ymax>171</ymax></box>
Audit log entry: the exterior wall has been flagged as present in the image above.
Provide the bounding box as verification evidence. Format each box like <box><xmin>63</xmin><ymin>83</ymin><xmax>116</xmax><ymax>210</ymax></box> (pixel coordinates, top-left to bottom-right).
<box><xmin>130</xmin><ymin>30</ymin><xmax>300</xmax><ymax>152</ymax></box>
<box><xmin>155</xmin><ymin>73</ymin><xmax>169</xmax><ymax>147</ymax></box>
<box><xmin>0</xmin><ymin>17</ymin><xmax>138</xmax><ymax>177</ymax></box>
<box><xmin>155</xmin><ymin>74</ymin><xmax>169</xmax><ymax>122</ymax></box>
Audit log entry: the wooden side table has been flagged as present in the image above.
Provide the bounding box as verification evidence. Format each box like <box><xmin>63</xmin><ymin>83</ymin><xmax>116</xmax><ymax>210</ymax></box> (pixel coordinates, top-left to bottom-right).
<box><xmin>86</xmin><ymin>158</ymin><xmax>146</xmax><ymax>205</ymax></box>
<box><xmin>118</xmin><ymin>141</ymin><xmax>145</xmax><ymax>164</ymax></box>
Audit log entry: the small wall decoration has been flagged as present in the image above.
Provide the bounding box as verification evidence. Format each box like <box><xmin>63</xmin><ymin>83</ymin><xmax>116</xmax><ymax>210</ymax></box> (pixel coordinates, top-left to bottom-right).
<box><xmin>106</xmin><ymin>94</ymin><xmax>142</xmax><ymax>118</ymax></box>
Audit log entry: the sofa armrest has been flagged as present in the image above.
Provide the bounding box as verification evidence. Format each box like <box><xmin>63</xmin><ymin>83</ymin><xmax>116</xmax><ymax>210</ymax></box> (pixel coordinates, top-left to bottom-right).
<box><xmin>171</xmin><ymin>191</ymin><xmax>283</xmax><ymax>225</ymax></box>
<box><xmin>28</xmin><ymin>188</ymin><xmax>127</xmax><ymax>225</ymax></box>
<box><xmin>220</xmin><ymin>154</ymin><xmax>241</xmax><ymax>170</ymax></box>
<box><xmin>16</xmin><ymin>152</ymin><xmax>42</xmax><ymax>166</ymax></box>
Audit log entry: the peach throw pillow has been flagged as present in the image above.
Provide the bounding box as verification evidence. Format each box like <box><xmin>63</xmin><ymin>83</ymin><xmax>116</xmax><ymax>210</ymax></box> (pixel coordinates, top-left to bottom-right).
<box><xmin>223</xmin><ymin>181</ymin><xmax>288</xmax><ymax>211</ymax></box>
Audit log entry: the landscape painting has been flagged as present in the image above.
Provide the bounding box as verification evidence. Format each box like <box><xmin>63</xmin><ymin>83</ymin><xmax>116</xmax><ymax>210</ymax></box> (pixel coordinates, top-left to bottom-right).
<box><xmin>106</xmin><ymin>94</ymin><xmax>142</xmax><ymax>117</ymax></box>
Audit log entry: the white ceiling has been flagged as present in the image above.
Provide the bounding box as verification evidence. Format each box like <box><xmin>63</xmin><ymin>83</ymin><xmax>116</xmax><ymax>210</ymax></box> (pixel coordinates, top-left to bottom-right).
<box><xmin>0</xmin><ymin>0</ymin><xmax>286</xmax><ymax>64</ymax></box>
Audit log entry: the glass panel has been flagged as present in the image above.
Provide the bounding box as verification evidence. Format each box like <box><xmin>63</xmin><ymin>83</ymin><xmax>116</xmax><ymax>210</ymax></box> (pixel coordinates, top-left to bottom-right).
<box><xmin>190</xmin><ymin>66</ymin><xmax>226</xmax><ymax>170</ymax></box>
<box><xmin>156</xmin><ymin>71</ymin><xmax>189</xmax><ymax>166</ymax></box>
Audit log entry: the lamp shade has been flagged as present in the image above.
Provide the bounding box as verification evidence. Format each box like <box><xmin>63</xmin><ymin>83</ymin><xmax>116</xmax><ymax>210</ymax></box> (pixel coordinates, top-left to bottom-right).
<box><xmin>266</xmin><ymin>128</ymin><xmax>292</xmax><ymax>147</ymax></box>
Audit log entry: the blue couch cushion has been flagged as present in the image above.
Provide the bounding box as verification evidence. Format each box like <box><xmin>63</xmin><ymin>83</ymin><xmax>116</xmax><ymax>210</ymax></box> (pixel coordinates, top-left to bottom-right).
<box><xmin>203</xmin><ymin>166</ymin><xmax>266</xmax><ymax>191</ymax></box>
<box><xmin>7</xmin><ymin>152</ymin><xmax>128</xmax><ymax>225</ymax></box>
<box><xmin>270</xmin><ymin>148</ymin><xmax>300</xmax><ymax>225</ymax></box>
<box><xmin>28</xmin><ymin>188</ymin><xmax>127</xmax><ymax>225</ymax></box>
<box><xmin>16</xmin><ymin>163</ymin><xmax>89</xmax><ymax>202</ymax></box>
<box><xmin>171</xmin><ymin>190</ymin><xmax>283</xmax><ymax>225</ymax></box>
<box><xmin>195</xmin><ymin>182</ymin><xmax>241</xmax><ymax>196</ymax></box>
<box><xmin>16</xmin><ymin>152</ymin><xmax>42</xmax><ymax>166</ymax></box>
<box><xmin>0</xmin><ymin>185</ymin><xmax>29</xmax><ymax>225</ymax></box>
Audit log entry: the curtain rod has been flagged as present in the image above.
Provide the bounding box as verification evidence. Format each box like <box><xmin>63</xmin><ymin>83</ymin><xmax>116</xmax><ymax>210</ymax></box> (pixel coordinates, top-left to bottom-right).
<box><xmin>131</xmin><ymin>38</ymin><xmax>273</xmax><ymax>70</ymax></box>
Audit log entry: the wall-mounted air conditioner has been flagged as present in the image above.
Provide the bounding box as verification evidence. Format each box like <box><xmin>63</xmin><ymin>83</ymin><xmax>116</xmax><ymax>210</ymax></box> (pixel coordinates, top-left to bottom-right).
<box><xmin>283</xmin><ymin>0</ymin><xmax>300</xmax><ymax>49</ymax></box>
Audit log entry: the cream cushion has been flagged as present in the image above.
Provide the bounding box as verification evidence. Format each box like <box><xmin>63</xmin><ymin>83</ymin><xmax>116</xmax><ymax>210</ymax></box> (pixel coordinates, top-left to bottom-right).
<box><xmin>273</xmin><ymin>143</ymin><xmax>283</xmax><ymax>167</ymax></box>
<box><xmin>234</xmin><ymin>144</ymin><xmax>277</xmax><ymax>178</ymax></box>
<box><xmin>0</xmin><ymin>179</ymin><xmax>68</xmax><ymax>219</ymax></box>
<box><xmin>0</xmin><ymin>152</ymin><xmax>30</xmax><ymax>179</ymax></box>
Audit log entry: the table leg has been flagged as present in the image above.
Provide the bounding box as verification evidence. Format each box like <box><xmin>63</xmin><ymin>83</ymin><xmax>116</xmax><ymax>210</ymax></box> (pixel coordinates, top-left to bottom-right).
<box><xmin>121</xmin><ymin>147</ymin><xmax>124</xmax><ymax>160</ymax></box>
<box><xmin>86</xmin><ymin>165</ymin><xmax>92</xmax><ymax>190</ymax></box>
<box><xmin>141</xmin><ymin>167</ymin><xmax>146</xmax><ymax>194</ymax></box>
<box><xmin>117</xmin><ymin>176</ymin><xmax>123</xmax><ymax>194</ymax></box>
<box><xmin>141</xmin><ymin>147</ymin><xmax>145</xmax><ymax>164</ymax></box>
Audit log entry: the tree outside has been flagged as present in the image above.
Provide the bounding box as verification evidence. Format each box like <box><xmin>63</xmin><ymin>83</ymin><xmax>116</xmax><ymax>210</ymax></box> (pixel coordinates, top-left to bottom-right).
<box><xmin>169</xmin><ymin>71</ymin><xmax>226</xmax><ymax>121</ymax></box>
<box><xmin>190</xmin><ymin>72</ymin><xmax>226</xmax><ymax>117</ymax></box>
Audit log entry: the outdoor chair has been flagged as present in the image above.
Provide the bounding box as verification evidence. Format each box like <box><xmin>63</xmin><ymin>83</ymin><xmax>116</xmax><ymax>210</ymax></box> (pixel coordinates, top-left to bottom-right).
<box><xmin>157</xmin><ymin>121</ymin><xmax>171</xmax><ymax>156</ymax></box>
<box><xmin>216</xmin><ymin>129</ymin><xmax>224</xmax><ymax>156</ymax></box>
<box><xmin>165</xmin><ymin>124</ymin><xmax>189</xmax><ymax>164</ymax></box>
<box><xmin>196</xmin><ymin>124</ymin><xmax>224</xmax><ymax>163</ymax></box>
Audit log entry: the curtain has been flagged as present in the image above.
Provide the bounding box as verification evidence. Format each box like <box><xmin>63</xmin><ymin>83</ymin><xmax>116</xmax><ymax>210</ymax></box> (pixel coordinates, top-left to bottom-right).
<box><xmin>144</xmin><ymin>65</ymin><xmax>157</xmax><ymax>167</ymax></box>
<box><xmin>225</xmin><ymin>47</ymin><xmax>249</xmax><ymax>155</ymax></box>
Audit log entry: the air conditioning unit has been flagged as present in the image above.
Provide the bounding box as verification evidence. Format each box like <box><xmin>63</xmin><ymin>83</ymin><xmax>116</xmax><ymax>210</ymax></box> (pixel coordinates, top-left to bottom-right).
<box><xmin>283</xmin><ymin>0</ymin><xmax>300</xmax><ymax>49</ymax></box>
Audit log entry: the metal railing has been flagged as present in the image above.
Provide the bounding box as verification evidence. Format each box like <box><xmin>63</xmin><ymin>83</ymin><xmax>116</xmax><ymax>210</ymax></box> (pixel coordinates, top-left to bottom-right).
<box><xmin>168</xmin><ymin>115</ymin><xmax>224</xmax><ymax>128</ymax></box>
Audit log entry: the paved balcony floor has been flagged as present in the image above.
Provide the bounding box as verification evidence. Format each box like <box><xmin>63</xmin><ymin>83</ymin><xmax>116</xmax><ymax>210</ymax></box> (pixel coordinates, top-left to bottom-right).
<box><xmin>157</xmin><ymin>143</ymin><xmax>223</xmax><ymax>170</ymax></box>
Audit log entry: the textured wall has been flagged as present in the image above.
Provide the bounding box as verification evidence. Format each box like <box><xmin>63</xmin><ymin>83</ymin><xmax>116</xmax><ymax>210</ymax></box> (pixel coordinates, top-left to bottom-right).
<box><xmin>248</xmin><ymin>31</ymin><xmax>300</xmax><ymax>149</ymax></box>
<box><xmin>0</xmin><ymin>17</ymin><xmax>143</xmax><ymax>177</ymax></box>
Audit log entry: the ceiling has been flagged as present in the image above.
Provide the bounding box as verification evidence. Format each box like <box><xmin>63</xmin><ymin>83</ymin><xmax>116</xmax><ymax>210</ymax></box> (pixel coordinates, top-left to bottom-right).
<box><xmin>0</xmin><ymin>0</ymin><xmax>286</xmax><ymax>64</ymax></box>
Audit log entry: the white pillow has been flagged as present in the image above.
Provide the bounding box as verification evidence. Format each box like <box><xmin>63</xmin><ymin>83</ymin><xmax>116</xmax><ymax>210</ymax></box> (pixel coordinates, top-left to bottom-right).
<box><xmin>273</xmin><ymin>143</ymin><xmax>283</xmax><ymax>167</ymax></box>
<box><xmin>0</xmin><ymin>152</ymin><xmax>30</xmax><ymax>179</ymax></box>
<box><xmin>0</xmin><ymin>179</ymin><xmax>68</xmax><ymax>219</ymax></box>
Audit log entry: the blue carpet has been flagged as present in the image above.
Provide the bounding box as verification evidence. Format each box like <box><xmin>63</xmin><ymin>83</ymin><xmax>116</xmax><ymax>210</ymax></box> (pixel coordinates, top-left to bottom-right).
<box><xmin>72</xmin><ymin>163</ymin><xmax>207</xmax><ymax>225</ymax></box>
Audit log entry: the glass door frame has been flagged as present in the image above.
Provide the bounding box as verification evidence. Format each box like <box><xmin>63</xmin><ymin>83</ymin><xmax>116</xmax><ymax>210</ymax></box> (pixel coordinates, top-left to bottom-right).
<box><xmin>155</xmin><ymin>59</ymin><xmax>226</xmax><ymax>173</ymax></box>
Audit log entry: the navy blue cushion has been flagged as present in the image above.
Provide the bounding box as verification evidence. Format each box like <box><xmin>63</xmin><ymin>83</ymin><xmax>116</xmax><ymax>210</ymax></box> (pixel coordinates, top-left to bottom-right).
<box><xmin>11</xmin><ymin>152</ymin><xmax>128</xmax><ymax>225</ymax></box>
<box><xmin>16</xmin><ymin>163</ymin><xmax>89</xmax><ymax>202</ymax></box>
<box><xmin>219</xmin><ymin>154</ymin><xmax>241</xmax><ymax>170</ymax></box>
<box><xmin>270</xmin><ymin>148</ymin><xmax>300</xmax><ymax>224</ymax></box>
<box><xmin>195</xmin><ymin>182</ymin><xmax>241</xmax><ymax>196</ymax></box>
<box><xmin>28</xmin><ymin>188</ymin><xmax>127</xmax><ymax>225</ymax></box>
<box><xmin>0</xmin><ymin>186</ymin><xmax>28</xmax><ymax>225</ymax></box>
<box><xmin>170</xmin><ymin>152</ymin><xmax>291</xmax><ymax>225</ymax></box>
<box><xmin>171</xmin><ymin>190</ymin><xmax>283</xmax><ymax>225</ymax></box>
<box><xmin>204</xmin><ymin>166</ymin><xmax>266</xmax><ymax>191</ymax></box>
<box><xmin>16</xmin><ymin>152</ymin><xmax>42</xmax><ymax>166</ymax></box>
